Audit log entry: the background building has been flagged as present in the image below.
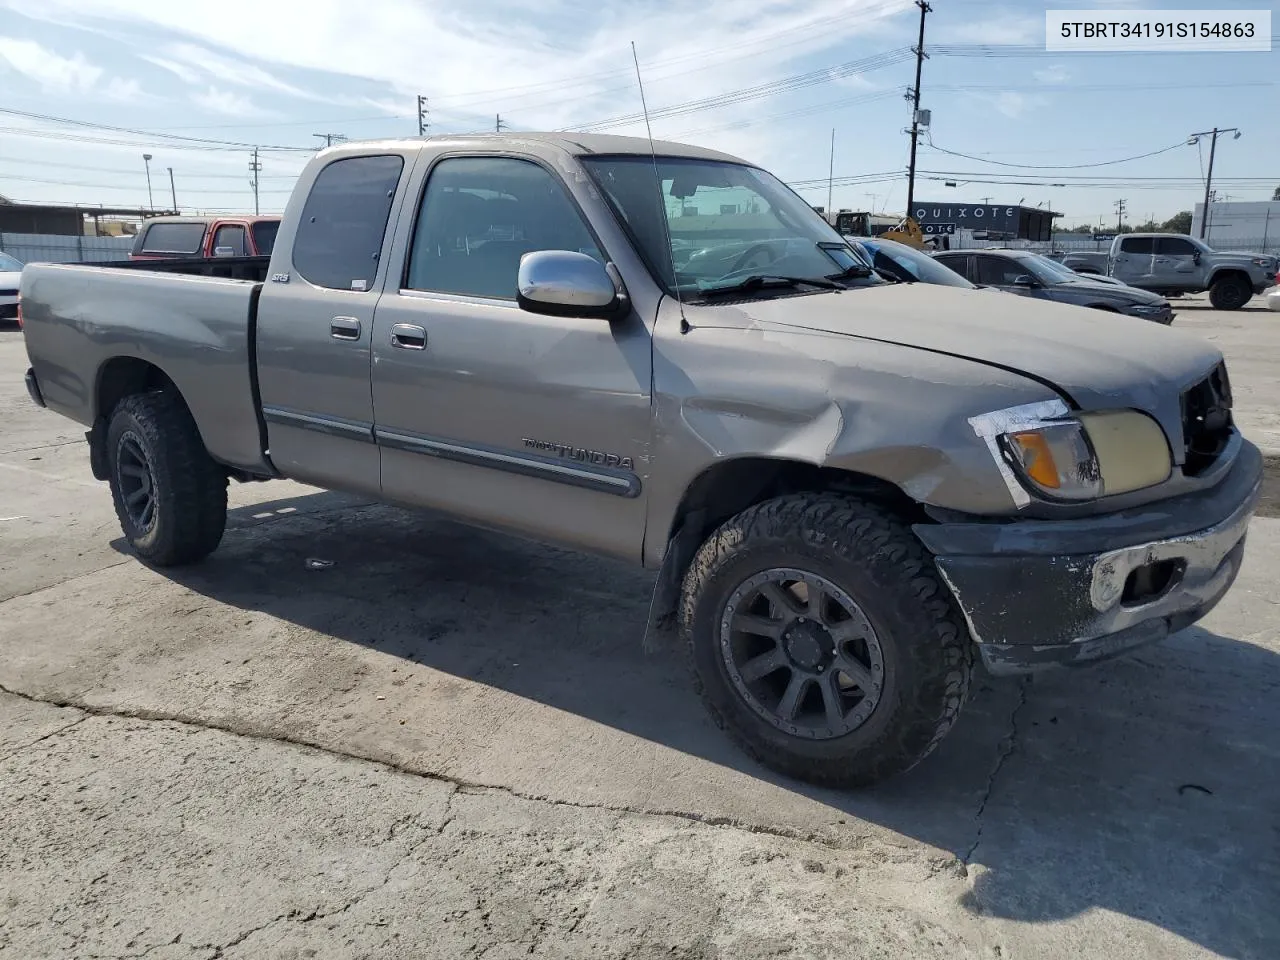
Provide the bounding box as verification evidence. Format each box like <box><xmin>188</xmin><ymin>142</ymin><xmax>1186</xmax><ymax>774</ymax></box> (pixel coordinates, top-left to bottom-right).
<box><xmin>1191</xmin><ymin>200</ymin><xmax>1280</xmax><ymax>251</ymax></box>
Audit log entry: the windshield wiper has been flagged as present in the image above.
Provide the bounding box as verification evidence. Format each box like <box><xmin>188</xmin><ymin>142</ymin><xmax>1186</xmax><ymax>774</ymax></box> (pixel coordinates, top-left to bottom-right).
<box><xmin>696</xmin><ymin>274</ymin><xmax>845</xmax><ymax>297</ymax></box>
<box><xmin>828</xmin><ymin>262</ymin><xmax>896</xmax><ymax>284</ymax></box>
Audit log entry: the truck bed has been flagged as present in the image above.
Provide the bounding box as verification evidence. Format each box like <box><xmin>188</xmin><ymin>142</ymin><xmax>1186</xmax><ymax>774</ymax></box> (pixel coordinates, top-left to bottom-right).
<box><xmin>20</xmin><ymin>261</ymin><xmax>271</xmax><ymax>474</ymax></box>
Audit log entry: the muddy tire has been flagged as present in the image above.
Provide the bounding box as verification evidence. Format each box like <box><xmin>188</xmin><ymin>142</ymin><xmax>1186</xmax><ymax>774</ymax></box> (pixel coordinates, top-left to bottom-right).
<box><xmin>1209</xmin><ymin>274</ymin><xmax>1252</xmax><ymax>311</ymax></box>
<box><xmin>106</xmin><ymin>390</ymin><xmax>228</xmax><ymax>566</ymax></box>
<box><xmin>679</xmin><ymin>493</ymin><xmax>973</xmax><ymax>788</ymax></box>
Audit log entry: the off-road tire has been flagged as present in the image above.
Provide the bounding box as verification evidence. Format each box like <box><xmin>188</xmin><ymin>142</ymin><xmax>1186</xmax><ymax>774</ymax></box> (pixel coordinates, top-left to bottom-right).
<box><xmin>1209</xmin><ymin>274</ymin><xmax>1251</xmax><ymax>311</ymax></box>
<box><xmin>679</xmin><ymin>493</ymin><xmax>973</xmax><ymax>788</ymax></box>
<box><xmin>106</xmin><ymin>390</ymin><xmax>228</xmax><ymax>566</ymax></box>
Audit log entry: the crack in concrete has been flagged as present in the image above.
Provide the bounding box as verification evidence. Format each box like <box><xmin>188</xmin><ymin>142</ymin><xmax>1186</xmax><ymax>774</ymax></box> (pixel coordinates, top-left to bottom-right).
<box><xmin>0</xmin><ymin>682</ymin><xmax>864</xmax><ymax>856</ymax></box>
<box><xmin>0</xmin><ymin>712</ymin><xmax>88</xmax><ymax>764</ymax></box>
<box><xmin>0</xmin><ymin>559</ymin><xmax>132</xmax><ymax>607</ymax></box>
<box><xmin>962</xmin><ymin>678</ymin><xmax>1030</xmax><ymax>868</ymax></box>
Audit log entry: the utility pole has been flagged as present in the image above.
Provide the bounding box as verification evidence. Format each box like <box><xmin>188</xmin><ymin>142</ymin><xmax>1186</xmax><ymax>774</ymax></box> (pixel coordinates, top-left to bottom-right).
<box><xmin>904</xmin><ymin>0</ymin><xmax>932</xmax><ymax>217</ymax></box>
<box><xmin>496</xmin><ymin>114</ymin><xmax>508</xmax><ymax>133</ymax></box>
<box><xmin>167</xmin><ymin>167</ymin><xmax>177</xmax><ymax>212</ymax></box>
<box><xmin>417</xmin><ymin>95</ymin><xmax>429</xmax><ymax>136</ymax></box>
<box><xmin>313</xmin><ymin>133</ymin><xmax>347</xmax><ymax>148</ymax></box>
<box><xmin>142</xmin><ymin>153</ymin><xmax>154</xmax><ymax>210</ymax></box>
<box><xmin>826</xmin><ymin>128</ymin><xmax>835</xmax><ymax>216</ymax></box>
<box><xmin>1190</xmin><ymin>127</ymin><xmax>1241</xmax><ymax>238</ymax></box>
<box><xmin>1114</xmin><ymin>198</ymin><xmax>1127</xmax><ymax>233</ymax></box>
<box><xmin>249</xmin><ymin>148</ymin><xmax>261</xmax><ymax>216</ymax></box>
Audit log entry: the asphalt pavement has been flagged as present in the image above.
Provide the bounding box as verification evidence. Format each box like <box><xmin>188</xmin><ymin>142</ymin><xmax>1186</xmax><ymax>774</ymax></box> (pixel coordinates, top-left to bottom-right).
<box><xmin>2</xmin><ymin>296</ymin><xmax>1278</xmax><ymax>959</ymax></box>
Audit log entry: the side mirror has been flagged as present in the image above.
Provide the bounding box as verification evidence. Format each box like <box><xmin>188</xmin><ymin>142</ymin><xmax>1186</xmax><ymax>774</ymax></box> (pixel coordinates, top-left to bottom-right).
<box><xmin>517</xmin><ymin>250</ymin><xmax>624</xmax><ymax>319</ymax></box>
<box><xmin>1012</xmin><ymin>274</ymin><xmax>1038</xmax><ymax>287</ymax></box>
<box><xmin>212</xmin><ymin>246</ymin><xmax>236</xmax><ymax>258</ymax></box>
<box><xmin>1192</xmin><ymin>251</ymin><xmax>1202</xmax><ymax>264</ymax></box>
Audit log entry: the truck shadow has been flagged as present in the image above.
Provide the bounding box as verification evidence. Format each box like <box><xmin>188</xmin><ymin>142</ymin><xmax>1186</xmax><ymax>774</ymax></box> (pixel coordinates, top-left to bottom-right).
<box><xmin>127</xmin><ymin>490</ymin><xmax>1280</xmax><ymax>958</ymax></box>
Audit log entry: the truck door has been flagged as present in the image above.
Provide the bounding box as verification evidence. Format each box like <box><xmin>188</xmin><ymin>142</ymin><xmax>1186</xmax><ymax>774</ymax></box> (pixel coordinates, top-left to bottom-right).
<box><xmin>369</xmin><ymin>154</ymin><xmax>653</xmax><ymax>561</ymax></box>
<box><xmin>1111</xmin><ymin>235</ymin><xmax>1155</xmax><ymax>287</ymax></box>
<box><xmin>255</xmin><ymin>151</ymin><xmax>416</xmax><ymax>495</ymax></box>
<box><xmin>1153</xmin><ymin>235</ymin><xmax>1205</xmax><ymax>292</ymax></box>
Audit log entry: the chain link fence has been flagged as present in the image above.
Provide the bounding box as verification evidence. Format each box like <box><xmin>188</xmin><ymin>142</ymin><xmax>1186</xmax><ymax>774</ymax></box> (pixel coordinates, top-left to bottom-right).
<box><xmin>0</xmin><ymin>233</ymin><xmax>135</xmax><ymax>265</ymax></box>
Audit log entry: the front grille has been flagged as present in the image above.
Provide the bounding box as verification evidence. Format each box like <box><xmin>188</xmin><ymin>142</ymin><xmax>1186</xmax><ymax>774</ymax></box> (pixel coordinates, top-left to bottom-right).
<box><xmin>1180</xmin><ymin>362</ymin><xmax>1233</xmax><ymax>476</ymax></box>
<box><xmin>0</xmin><ymin>289</ymin><xmax>18</xmax><ymax>297</ymax></box>
<box><xmin>0</xmin><ymin>303</ymin><xmax>17</xmax><ymax>320</ymax></box>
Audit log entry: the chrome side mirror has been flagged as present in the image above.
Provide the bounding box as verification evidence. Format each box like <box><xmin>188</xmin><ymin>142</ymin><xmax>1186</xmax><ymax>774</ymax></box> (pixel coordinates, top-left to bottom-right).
<box><xmin>517</xmin><ymin>250</ymin><xmax>623</xmax><ymax>319</ymax></box>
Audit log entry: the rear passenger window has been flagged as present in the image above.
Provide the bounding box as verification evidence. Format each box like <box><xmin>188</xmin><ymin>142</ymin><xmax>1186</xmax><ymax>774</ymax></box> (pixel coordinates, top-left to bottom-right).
<box><xmin>293</xmin><ymin>155</ymin><xmax>404</xmax><ymax>291</ymax></box>
<box><xmin>1120</xmin><ymin>236</ymin><xmax>1155</xmax><ymax>254</ymax></box>
<box><xmin>141</xmin><ymin>222</ymin><xmax>206</xmax><ymax>254</ymax></box>
<box><xmin>1155</xmin><ymin>237</ymin><xmax>1197</xmax><ymax>256</ymax></box>
<box><xmin>406</xmin><ymin>156</ymin><xmax>602</xmax><ymax>300</ymax></box>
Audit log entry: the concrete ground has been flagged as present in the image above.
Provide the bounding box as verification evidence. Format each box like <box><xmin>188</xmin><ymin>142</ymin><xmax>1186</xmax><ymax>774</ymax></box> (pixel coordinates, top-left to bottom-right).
<box><xmin>2</xmin><ymin>296</ymin><xmax>1278</xmax><ymax>959</ymax></box>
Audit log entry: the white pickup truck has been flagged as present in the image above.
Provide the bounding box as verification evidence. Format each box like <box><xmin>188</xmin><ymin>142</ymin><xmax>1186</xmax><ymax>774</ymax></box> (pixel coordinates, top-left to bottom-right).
<box><xmin>1060</xmin><ymin>233</ymin><xmax>1276</xmax><ymax>310</ymax></box>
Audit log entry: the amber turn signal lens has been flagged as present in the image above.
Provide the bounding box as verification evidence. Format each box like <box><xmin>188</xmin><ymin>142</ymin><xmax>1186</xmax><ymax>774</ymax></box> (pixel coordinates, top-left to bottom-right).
<box><xmin>1008</xmin><ymin>431</ymin><xmax>1061</xmax><ymax>489</ymax></box>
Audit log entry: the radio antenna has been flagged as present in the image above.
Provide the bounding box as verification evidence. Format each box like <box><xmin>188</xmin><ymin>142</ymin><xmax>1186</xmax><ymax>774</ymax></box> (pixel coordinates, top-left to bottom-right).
<box><xmin>631</xmin><ymin>41</ymin><xmax>688</xmax><ymax>333</ymax></box>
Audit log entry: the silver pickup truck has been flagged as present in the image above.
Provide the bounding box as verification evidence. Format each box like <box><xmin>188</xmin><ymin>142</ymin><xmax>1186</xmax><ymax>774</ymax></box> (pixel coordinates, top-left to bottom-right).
<box><xmin>20</xmin><ymin>134</ymin><xmax>1262</xmax><ymax>787</ymax></box>
<box><xmin>1060</xmin><ymin>233</ymin><xmax>1277</xmax><ymax>309</ymax></box>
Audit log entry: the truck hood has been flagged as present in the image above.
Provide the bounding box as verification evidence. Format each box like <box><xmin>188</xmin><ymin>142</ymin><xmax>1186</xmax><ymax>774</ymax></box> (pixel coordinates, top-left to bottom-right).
<box><xmin>697</xmin><ymin>283</ymin><xmax>1223</xmax><ymax>455</ymax></box>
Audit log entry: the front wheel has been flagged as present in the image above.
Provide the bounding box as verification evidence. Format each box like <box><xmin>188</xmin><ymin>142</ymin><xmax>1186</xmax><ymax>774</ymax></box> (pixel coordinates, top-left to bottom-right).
<box><xmin>106</xmin><ymin>391</ymin><xmax>228</xmax><ymax>566</ymax></box>
<box><xmin>1209</xmin><ymin>275</ymin><xmax>1251</xmax><ymax>310</ymax></box>
<box><xmin>679</xmin><ymin>494</ymin><xmax>973</xmax><ymax>788</ymax></box>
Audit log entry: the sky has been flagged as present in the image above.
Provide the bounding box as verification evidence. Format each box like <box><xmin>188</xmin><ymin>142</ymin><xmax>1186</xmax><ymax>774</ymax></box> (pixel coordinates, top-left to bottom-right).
<box><xmin>0</xmin><ymin>0</ymin><xmax>1276</xmax><ymax>229</ymax></box>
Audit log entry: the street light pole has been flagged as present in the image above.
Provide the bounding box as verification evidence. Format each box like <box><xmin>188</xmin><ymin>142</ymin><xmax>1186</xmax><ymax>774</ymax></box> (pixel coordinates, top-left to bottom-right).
<box><xmin>142</xmin><ymin>154</ymin><xmax>154</xmax><ymax>210</ymax></box>
<box><xmin>1190</xmin><ymin>127</ymin><xmax>1241</xmax><ymax>239</ymax></box>
<box><xmin>167</xmin><ymin>167</ymin><xmax>177</xmax><ymax>212</ymax></box>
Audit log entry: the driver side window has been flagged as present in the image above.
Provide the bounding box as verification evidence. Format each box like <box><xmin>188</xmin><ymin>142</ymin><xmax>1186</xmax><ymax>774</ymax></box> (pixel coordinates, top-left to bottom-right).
<box><xmin>974</xmin><ymin>255</ymin><xmax>1024</xmax><ymax>286</ymax></box>
<box><xmin>406</xmin><ymin>157</ymin><xmax>603</xmax><ymax>300</ymax></box>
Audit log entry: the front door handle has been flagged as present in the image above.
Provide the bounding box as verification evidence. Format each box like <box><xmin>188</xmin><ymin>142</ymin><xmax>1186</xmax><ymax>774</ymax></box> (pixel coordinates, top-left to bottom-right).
<box><xmin>330</xmin><ymin>316</ymin><xmax>362</xmax><ymax>340</ymax></box>
<box><xmin>390</xmin><ymin>323</ymin><xmax>427</xmax><ymax>350</ymax></box>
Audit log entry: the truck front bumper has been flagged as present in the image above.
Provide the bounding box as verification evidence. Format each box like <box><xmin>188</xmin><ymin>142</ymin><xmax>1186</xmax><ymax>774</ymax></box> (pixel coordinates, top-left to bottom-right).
<box><xmin>913</xmin><ymin>439</ymin><xmax>1263</xmax><ymax>675</ymax></box>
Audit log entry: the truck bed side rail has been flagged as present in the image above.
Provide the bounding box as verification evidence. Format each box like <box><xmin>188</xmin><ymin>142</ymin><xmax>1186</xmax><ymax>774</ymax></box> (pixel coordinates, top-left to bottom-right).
<box><xmin>82</xmin><ymin>256</ymin><xmax>271</xmax><ymax>283</ymax></box>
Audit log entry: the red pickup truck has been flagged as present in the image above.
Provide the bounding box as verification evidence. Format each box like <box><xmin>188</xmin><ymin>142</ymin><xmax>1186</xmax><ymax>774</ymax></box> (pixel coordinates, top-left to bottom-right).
<box><xmin>129</xmin><ymin>215</ymin><xmax>281</xmax><ymax>260</ymax></box>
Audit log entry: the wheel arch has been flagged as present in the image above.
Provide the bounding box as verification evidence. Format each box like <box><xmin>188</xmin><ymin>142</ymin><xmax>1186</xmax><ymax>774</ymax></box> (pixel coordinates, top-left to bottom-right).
<box><xmin>89</xmin><ymin>357</ymin><xmax>184</xmax><ymax>481</ymax></box>
<box><xmin>646</xmin><ymin>456</ymin><xmax>926</xmax><ymax>629</ymax></box>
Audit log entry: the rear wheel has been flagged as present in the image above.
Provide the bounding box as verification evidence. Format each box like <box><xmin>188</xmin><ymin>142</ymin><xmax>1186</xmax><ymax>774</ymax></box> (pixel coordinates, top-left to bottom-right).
<box><xmin>1209</xmin><ymin>274</ymin><xmax>1251</xmax><ymax>310</ymax></box>
<box><xmin>679</xmin><ymin>494</ymin><xmax>973</xmax><ymax>788</ymax></box>
<box><xmin>106</xmin><ymin>391</ymin><xmax>228</xmax><ymax>566</ymax></box>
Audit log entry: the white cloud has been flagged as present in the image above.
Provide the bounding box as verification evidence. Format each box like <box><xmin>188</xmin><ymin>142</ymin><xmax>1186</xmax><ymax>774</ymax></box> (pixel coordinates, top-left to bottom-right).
<box><xmin>0</xmin><ymin>36</ymin><xmax>102</xmax><ymax>91</ymax></box>
<box><xmin>140</xmin><ymin>54</ymin><xmax>201</xmax><ymax>84</ymax></box>
<box><xmin>103</xmin><ymin>75</ymin><xmax>142</xmax><ymax>101</ymax></box>
<box><xmin>192</xmin><ymin>86</ymin><xmax>265</xmax><ymax>117</ymax></box>
<box><xmin>8</xmin><ymin>0</ymin><xmax>917</xmax><ymax>139</ymax></box>
<box><xmin>991</xmin><ymin>91</ymin><xmax>1043</xmax><ymax>119</ymax></box>
<box><xmin>1033</xmin><ymin>64</ymin><xmax>1070</xmax><ymax>85</ymax></box>
<box><xmin>941</xmin><ymin>15</ymin><xmax>1041</xmax><ymax>45</ymax></box>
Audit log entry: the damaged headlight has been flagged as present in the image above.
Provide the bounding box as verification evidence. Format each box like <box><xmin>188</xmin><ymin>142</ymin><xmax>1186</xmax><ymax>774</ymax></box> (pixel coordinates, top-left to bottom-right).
<box><xmin>972</xmin><ymin>401</ymin><xmax>1172</xmax><ymax>505</ymax></box>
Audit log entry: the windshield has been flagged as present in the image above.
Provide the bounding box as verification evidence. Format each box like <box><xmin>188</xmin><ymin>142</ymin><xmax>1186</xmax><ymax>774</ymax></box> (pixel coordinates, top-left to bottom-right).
<box><xmin>581</xmin><ymin>156</ymin><xmax>871</xmax><ymax>297</ymax></box>
<box><xmin>1022</xmin><ymin>254</ymin><xmax>1084</xmax><ymax>284</ymax></box>
<box><xmin>0</xmin><ymin>252</ymin><xmax>23</xmax><ymax>271</ymax></box>
<box><xmin>868</xmin><ymin>240</ymin><xmax>974</xmax><ymax>288</ymax></box>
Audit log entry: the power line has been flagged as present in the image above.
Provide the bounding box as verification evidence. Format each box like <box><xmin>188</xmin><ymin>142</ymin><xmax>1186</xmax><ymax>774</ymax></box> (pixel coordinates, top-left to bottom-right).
<box><xmin>0</xmin><ymin>106</ymin><xmax>315</xmax><ymax>152</ymax></box>
<box><xmin>921</xmin><ymin>136</ymin><xmax>1192</xmax><ymax>170</ymax></box>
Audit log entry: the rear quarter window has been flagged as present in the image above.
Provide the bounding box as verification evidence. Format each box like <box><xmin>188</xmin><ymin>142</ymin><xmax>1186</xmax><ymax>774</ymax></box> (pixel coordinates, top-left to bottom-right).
<box><xmin>292</xmin><ymin>155</ymin><xmax>404</xmax><ymax>291</ymax></box>
<box><xmin>139</xmin><ymin>222</ymin><xmax>207</xmax><ymax>255</ymax></box>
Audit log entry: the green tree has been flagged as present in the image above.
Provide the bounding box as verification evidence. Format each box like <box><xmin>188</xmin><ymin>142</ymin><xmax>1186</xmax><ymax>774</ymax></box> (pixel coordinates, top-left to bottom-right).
<box><xmin>1273</xmin><ymin>185</ymin><xmax>1280</xmax><ymax>200</ymax></box>
<box><xmin>1161</xmin><ymin>211</ymin><xmax>1193</xmax><ymax>233</ymax></box>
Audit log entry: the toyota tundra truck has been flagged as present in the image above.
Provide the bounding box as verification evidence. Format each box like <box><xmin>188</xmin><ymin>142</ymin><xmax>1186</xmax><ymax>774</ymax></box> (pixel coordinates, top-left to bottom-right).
<box><xmin>1063</xmin><ymin>233</ymin><xmax>1276</xmax><ymax>310</ymax></box>
<box><xmin>19</xmin><ymin>134</ymin><xmax>1262</xmax><ymax>787</ymax></box>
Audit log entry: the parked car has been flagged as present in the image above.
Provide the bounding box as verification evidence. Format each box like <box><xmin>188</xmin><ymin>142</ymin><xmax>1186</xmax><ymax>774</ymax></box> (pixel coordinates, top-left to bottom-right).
<box><xmin>1072</xmin><ymin>233</ymin><xmax>1275</xmax><ymax>309</ymax></box>
<box><xmin>1057</xmin><ymin>250</ymin><xmax>1111</xmax><ymax>275</ymax></box>
<box><xmin>130</xmin><ymin>216</ymin><xmax>281</xmax><ymax>261</ymax></box>
<box><xmin>0</xmin><ymin>251</ymin><xmax>22</xmax><ymax>324</ymax></box>
<box><xmin>845</xmin><ymin>237</ymin><xmax>975</xmax><ymax>288</ymax></box>
<box><xmin>21</xmin><ymin>133</ymin><xmax>1261</xmax><ymax>788</ymax></box>
<box><xmin>933</xmin><ymin>248</ymin><xmax>1176</xmax><ymax>323</ymax></box>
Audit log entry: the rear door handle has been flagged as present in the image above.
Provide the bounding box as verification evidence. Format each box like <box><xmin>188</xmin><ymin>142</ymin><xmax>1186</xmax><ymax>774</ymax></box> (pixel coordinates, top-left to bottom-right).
<box><xmin>330</xmin><ymin>316</ymin><xmax>362</xmax><ymax>340</ymax></box>
<box><xmin>390</xmin><ymin>323</ymin><xmax>427</xmax><ymax>350</ymax></box>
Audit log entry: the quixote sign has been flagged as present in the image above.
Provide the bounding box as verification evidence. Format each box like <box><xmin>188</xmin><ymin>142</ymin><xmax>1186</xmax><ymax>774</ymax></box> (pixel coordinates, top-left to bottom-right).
<box><xmin>914</xmin><ymin>203</ymin><xmax>1020</xmax><ymax>233</ymax></box>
